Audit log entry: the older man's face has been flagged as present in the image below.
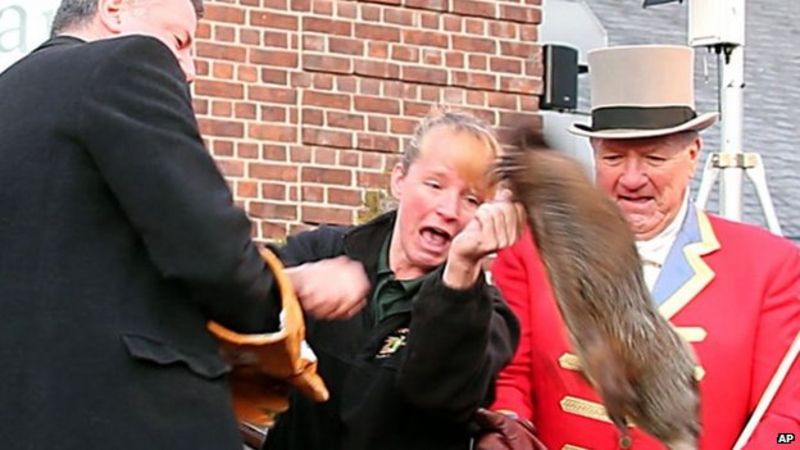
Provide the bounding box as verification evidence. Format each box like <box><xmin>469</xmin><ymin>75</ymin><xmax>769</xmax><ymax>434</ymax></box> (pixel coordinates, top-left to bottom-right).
<box><xmin>593</xmin><ymin>133</ymin><xmax>700</xmax><ymax>240</ymax></box>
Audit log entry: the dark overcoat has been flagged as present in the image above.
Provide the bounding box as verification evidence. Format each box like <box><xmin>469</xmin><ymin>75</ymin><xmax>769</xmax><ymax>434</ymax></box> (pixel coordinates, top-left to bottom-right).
<box><xmin>0</xmin><ymin>35</ymin><xmax>280</xmax><ymax>449</ymax></box>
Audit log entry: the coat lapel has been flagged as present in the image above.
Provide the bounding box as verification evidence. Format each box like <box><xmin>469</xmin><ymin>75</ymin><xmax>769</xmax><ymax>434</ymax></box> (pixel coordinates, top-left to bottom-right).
<box><xmin>653</xmin><ymin>205</ymin><xmax>720</xmax><ymax>319</ymax></box>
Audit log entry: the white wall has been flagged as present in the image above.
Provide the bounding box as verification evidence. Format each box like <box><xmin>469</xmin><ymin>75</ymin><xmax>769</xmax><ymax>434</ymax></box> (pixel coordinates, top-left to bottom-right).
<box><xmin>0</xmin><ymin>0</ymin><xmax>60</xmax><ymax>72</ymax></box>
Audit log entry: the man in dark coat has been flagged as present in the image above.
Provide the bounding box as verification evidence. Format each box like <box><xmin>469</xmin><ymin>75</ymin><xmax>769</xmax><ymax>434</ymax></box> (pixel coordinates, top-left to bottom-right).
<box><xmin>263</xmin><ymin>109</ymin><xmax>526</xmax><ymax>450</ymax></box>
<box><xmin>0</xmin><ymin>1</ymin><xmax>282</xmax><ymax>448</ymax></box>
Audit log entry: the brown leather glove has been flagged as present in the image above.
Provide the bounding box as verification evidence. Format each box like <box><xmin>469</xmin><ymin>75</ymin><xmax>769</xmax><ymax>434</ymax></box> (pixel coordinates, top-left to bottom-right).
<box><xmin>473</xmin><ymin>408</ymin><xmax>548</xmax><ymax>450</ymax></box>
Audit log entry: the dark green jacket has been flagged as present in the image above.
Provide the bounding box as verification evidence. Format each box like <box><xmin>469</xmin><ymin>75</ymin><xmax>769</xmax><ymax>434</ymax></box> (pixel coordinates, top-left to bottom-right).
<box><xmin>264</xmin><ymin>212</ymin><xmax>520</xmax><ymax>450</ymax></box>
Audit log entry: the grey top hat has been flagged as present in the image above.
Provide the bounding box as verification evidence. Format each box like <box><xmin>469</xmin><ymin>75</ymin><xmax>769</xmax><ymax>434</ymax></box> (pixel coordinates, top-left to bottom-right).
<box><xmin>568</xmin><ymin>45</ymin><xmax>718</xmax><ymax>139</ymax></box>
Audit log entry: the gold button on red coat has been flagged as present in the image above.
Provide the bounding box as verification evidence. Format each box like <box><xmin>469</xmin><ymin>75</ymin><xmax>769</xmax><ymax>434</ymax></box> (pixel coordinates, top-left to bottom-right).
<box><xmin>619</xmin><ymin>435</ymin><xmax>633</xmax><ymax>449</ymax></box>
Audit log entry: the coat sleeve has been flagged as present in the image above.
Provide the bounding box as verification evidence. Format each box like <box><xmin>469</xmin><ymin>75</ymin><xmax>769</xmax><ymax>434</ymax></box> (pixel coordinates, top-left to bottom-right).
<box><xmin>488</xmin><ymin>230</ymin><xmax>539</xmax><ymax>420</ymax></box>
<box><xmin>742</xmin><ymin>243</ymin><xmax>800</xmax><ymax>448</ymax></box>
<box><xmin>395</xmin><ymin>265</ymin><xmax>520</xmax><ymax>423</ymax></box>
<box><xmin>79</xmin><ymin>36</ymin><xmax>279</xmax><ymax>333</ymax></box>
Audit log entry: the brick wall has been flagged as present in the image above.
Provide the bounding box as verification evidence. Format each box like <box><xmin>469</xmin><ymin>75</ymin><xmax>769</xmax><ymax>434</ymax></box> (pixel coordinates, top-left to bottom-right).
<box><xmin>192</xmin><ymin>0</ymin><xmax>542</xmax><ymax>242</ymax></box>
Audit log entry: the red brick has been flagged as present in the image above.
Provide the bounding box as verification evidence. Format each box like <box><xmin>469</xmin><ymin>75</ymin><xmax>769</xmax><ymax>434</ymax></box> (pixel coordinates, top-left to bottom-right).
<box><xmin>403</xmin><ymin>66</ymin><xmax>447</xmax><ymax>85</ymax></box>
<box><xmin>466</xmin><ymin>90</ymin><xmax>486</xmax><ymax>106</ymax></box>
<box><xmin>264</xmin><ymin>0</ymin><xmax>288</xmax><ymax>8</ymax></box>
<box><xmin>261</xmin><ymin>183</ymin><xmax>286</xmax><ymax>200</ymax></box>
<box><xmin>520</xmin><ymin>24</ymin><xmax>538</xmax><ymax>41</ymax></box>
<box><xmin>367</xmin><ymin>42</ymin><xmax>389</xmax><ymax>59</ymax></box>
<box><xmin>488</xmin><ymin>92</ymin><xmax>518</xmax><ymax>109</ymax></box>
<box><xmin>215</xmin><ymin>159</ymin><xmax>244</xmax><ymax>177</ymax></box>
<box><xmin>196</xmin><ymin>42</ymin><xmax>246</xmax><ymax>62</ymax></box>
<box><xmin>355</xmin><ymin>97</ymin><xmax>400</xmax><ymax>114</ymax></box>
<box><xmin>443</xmin><ymin>15</ymin><xmax>462</xmax><ymax>32</ymax></box>
<box><xmin>291</xmin><ymin>0</ymin><xmax>311</xmax><ymax>11</ymax></box>
<box><xmin>236</xmin><ymin>181</ymin><xmax>258</xmax><ymax>198</ymax></box>
<box><xmin>261</xmin><ymin>222</ymin><xmax>287</xmax><ymax>240</ymax></box>
<box><xmin>250</xmin><ymin>49</ymin><xmax>298</xmax><ymax>67</ymax></box>
<box><xmin>340</xmin><ymin>151</ymin><xmax>360</xmax><ymax>167</ymax></box>
<box><xmin>198</xmin><ymin>118</ymin><xmax>243</xmax><ymax>137</ymax></box>
<box><xmin>357</xmin><ymin>133</ymin><xmax>399</xmax><ymax>153</ymax></box>
<box><xmin>261</xmin><ymin>107</ymin><xmax>286</xmax><ymax>122</ymax></box>
<box><xmin>383</xmin><ymin>81</ymin><xmax>403</xmax><ymax>98</ymax></box>
<box><xmin>403</xmin><ymin>101</ymin><xmax>433</xmax><ymax>117</ymax></box>
<box><xmin>499</xmin><ymin>112</ymin><xmax>542</xmax><ymax>130</ymax></box>
<box><xmin>250</xmin><ymin>202</ymin><xmax>297</xmax><ymax>220</ymax></box>
<box><xmin>250</xmin><ymin>10</ymin><xmax>297</xmax><ymax>29</ymax></box>
<box><xmin>402</xmin><ymin>30</ymin><xmax>448</xmax><ymax>48</ymax></box>
<box><xmin>490</xmin><ymin>21</ymin><xmax>518</xmax><ymax>39</ymax></box>
<box><xmin>301</xmin><ymin>167</ymin><xmax>352</xmax><ymax>185</ymax></box>
<box><xmin>212</xmin><ymin>62</ymin><xmax>234</xmax><ymax>79</ymax></box>
<box><xmin>240</xmin><ymin>29</ymin><xmax>260</xmax><ymax>45</ymax></box>
<box><xmin>237</xmin><ymin>66</ymin><xmax>258</xmax><ymax>82</ymax></box>
<box><xmin>212</xmin><ymin>140</ymin><xmax>234</xmax><ymax>156</ymax></box>
<box><xmin>469</xmin><ymin>54</ymin><xmax>487</xmax><ymax>70</ymax></box>
<box><xmin>313</xmin><ymin>0</ymin><xmax>334</xmax><ymax>15</ymax></box>
<box><xmin>303</xmin><ymin>17</ymin><xmax>351</xmax><ymax>36</ymax></box>
<box><xmin>445</xmin><ymin>52</ymin><xmax>465</xmax><ymax>68</ymax></box>
<box><xmin>357</xmin><ymin>172</ymin><xmax>390</xmax><ymax>188</ymax></box>
<box><xmin>362</xmin><ymin>152</ymin><xmax>383</xmax><ymax>169</ymax></box>
<box><xmin>237</xmin><ymin>143</ymin><xmax>259</xmax><ymax>159</ymax></box>
<box><xmin>452</xmin><ymin>0</ymin><xmax>496</xmax><ymax>19</ymax></box>
<box><xmin>291</xmin><ymin>146</ymin><xmax>312</xmax><ymax>162</ymax></box>
<box><xmin>262</xmin><ymin>68</ymin><xmax>289</xmax><ymax>85</ymax></box>
<box><xmin>443</xmin><ymin>88</ymin><xmax>464</xmax><ymax>104</ymax></box>
<box><xmin>452</xmin><ymin>35</ymin><xmax>496</xmax><ymax>53</ymax></box>
<box><xmin>234</xmin><ymin>103</ymin><xmax>257</xmax><ymax>119</ymax></box>
<box><xmin>359</xmin><ymin>78</ymin><xmax>381</xmax><ymax>96</ymax></box>
<box><xmin>204</xmin><ymin>4</ymin><xmax>245</xmax><ymax>23</ymax></box>
<box><xmin>391</xmin><ymin>45</ymin><xmax>418</xmax><ymax>63</ymax></box>
<box><xmin>302</xmin><ymin>186</ymin><xmax>324</xmax><ymax>202</ymax></box>
<box><xmin>290</xmin><ymin>72</ymin><xmax>311</xmax><ymax>88</ymax></box>
<box><xmin>452</xmin><ymin>71</ymin><xmax>496</xmax><ymax>90</ymax></box>
<box><xmin>312</xmin><ymin>73</ymin><xmax>334</xmax><ymax>90</ymax></box>
<box><xmin>248</xmin><ymin>124</ymin><xmax>296</xmax><ymax>142</ymax></box>
<box><xmin>327</xmin><ymin>112</ymin><xmax>365</xmax><ymax>130</ymax></box>
<box><xmin>384</xmin><ymin>9</ymin><xmax>414</xmax><ymax>26</ymax></box>
<box><xmin>303</xmin><ymin>54</ymin><xmax>352</xmax><ymax>74</ymax></box>
<box><xmin>356</xmin><ymin>24</ymin><xmax>401</xmax><ymax>42</ymax></box>
<box><xmin>262</xmin><ymin>145</ymin><xmax>287</xmax><ymax>161</ymax></box>
<box><xmin>354</xmin><ymin>60</ymin><xmax>400</xmax><ymax>79</ymax></box>
<box><xmin>422</xmin><ymin>49</ymin><xmax>443</xmax><ymax>65</ymax></box>
<box><xmin>337</xmin><ymin>76</ymin><xmax>358</xmax><ymax>93</ymax></box>
<box><xmin>405</xmin><ymin>0</ymin><xmax>446</xmax><ymax>11</ymax></box>
<box><xmin>420</xmin><ymin>86</ymin><xmax>440</xmax><ymax>102</ymax></box>
<box><xmin>302</xmin><ymin>108</ymin><xmax>324</xmax><ymax>126</ymax></box>
<box><xmin>248</xmin><ymin>86</ymin><xmax>297</xmax><ymax>104</ymax></box>
<box><xmin>249</xmin><ymin>163</ymin><xmax>298</xmax><ymax>181</ymax></box>
<box><xmin>214</xmin><ymin>26</ymin><xmax>235</xmax><ymax>42</ymax></box>
<box><xmin>303</xmin><ymin>91</ymin><xmax>351</xmax><ymax>110</ymax></box>
<box><xmin>420</xmin><ymin>12</ymin><xmax>439</xmax><ymax>29</ymax></box>
<box><xmin>499</xmin><ymin>5</ymin><xmax>542</xmax><ymax>24</ymax></box>
<box><xmin>329</xmin><ymin>188</ymin><xmax>362</xmax><ymax>206</ymax></box>
<box><xmin>196</xmin><ymin>22</ymin><xmax>211</xmax><ymax>40</ymax></box>
<box><xmin>526</xmin><ymin>61</ymin><xmax>544</xmax><ymax>77</ymax></box>
<box><xmin>368</xmin><ymin>116</ymin><xmax>388</xmax><ymax>133</ymax></box>
<box><xmin>264</xmin><ymin>31</ymin><xmax>289</xmax><ymax>48</ymax></box>
<box><xmin>313</xmin><ymin>148</ymin><xmax>337</xmax><ymax>165</ymax></box>
<box><xmin>358</xmin><ymin>5</ymin><xmax>378</xmax><ymax>22</ymax></box>
<box><xmin>465</xmin><ymin>18</ymin><xmax>484</xmax><ymax>35</ymax></box>
<box><xmin>211</xmin><ymin>101</ymin><xmax>232</xmax><ymax>116</ymax></box>
<box><xmin>491</xmin><ymin>57</ymin><xmax>523</xmax><ymax>74</ymax></box>
<box><xmin>501</xmin><ymin>42</ymin><xmax>538</xmax><ymax>58</ymax></box>
<box><xmin>390</xmin><ymin>118</ymin><xmax>417</xmax><ymax>135</ymax></box>
<box><xmin>302</xmin><ymin>128</ymin><xmax>353</xmax><ymax>149</ymax></box>
<box><xmin>302</xmin><ymin>206</ymin><xmax>352</xmax><ymax>225</ymax></box>
<box><xmin>330</xmin><ymin>37</ymin><xmax>364</xmax><ymax>56</ymax></box>
<box><xmin>499</xmin><ymin>76</ymin><xmax>543</xmax><ymax>95</ymax></box>
<box><xmin>337</xmin><ymin>1</ymin><xmax>357</xmax><ymax>18</ymax></box>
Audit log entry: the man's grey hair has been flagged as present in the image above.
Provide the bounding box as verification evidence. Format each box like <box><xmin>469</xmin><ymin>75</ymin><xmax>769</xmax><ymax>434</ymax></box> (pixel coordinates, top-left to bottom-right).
<box><xmin>50</xmin><ymin>0</ymin><xmax>204</xmax><ymax>37</ymax></box>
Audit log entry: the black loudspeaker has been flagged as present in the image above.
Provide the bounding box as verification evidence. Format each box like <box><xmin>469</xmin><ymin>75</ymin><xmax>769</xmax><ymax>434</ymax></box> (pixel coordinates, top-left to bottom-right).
<box><xmin>541</xmin><ymin>44</ymin><xmax>578</xmax><ymax>111</ymax></box>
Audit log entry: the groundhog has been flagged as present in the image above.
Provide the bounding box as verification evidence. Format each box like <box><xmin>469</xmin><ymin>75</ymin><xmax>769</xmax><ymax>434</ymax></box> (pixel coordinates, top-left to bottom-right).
<box><xmin>496</xmin><ymin>133</ymin><xmax>700</xmax><ymax>450</ymax></box>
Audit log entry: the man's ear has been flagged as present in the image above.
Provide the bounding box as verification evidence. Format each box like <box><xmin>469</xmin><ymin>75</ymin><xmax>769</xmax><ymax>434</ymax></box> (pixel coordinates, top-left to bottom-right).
<box><xmin>390</xmin><ymin>162</ymin><xmax>406</xmax><ymax>200</ymax></box>
<box><xmin>96</xmin><ymin>0</ymin><xmax>126</xmax><ymax>34</ymax></box>
<box><xmin>687</xmin><ymin>136</ymin><xmax>702</xmax><ymax>176</ymax></box>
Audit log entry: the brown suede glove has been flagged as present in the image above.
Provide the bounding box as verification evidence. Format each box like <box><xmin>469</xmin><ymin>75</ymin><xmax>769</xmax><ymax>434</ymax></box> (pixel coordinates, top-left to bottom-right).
<box><xmin>473</xmin><ymin>408</ymin><xmax>548</xmax><ymax>450</ymax></box>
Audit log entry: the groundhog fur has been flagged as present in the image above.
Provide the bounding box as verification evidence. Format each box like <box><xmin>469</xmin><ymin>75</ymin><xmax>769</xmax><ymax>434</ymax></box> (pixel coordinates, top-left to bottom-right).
<box><xmin>496</xmin><ymin>135</ymin><xmax>700</xmax><ymax>450</ymax></box>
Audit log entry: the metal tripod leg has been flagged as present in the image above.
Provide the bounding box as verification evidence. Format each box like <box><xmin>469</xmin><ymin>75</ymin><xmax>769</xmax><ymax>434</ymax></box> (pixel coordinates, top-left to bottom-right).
<box><xmin>694</xmin><ymin>152</ymin><xmax>783</xmax><ymax>236</ymax></box>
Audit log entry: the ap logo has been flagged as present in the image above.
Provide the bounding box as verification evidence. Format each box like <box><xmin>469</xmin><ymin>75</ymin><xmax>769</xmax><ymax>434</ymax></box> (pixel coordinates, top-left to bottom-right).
<box><xmin>777</xmin><ymin>432</ymin><xmax>795</xmax><ymax>444</ymax></box>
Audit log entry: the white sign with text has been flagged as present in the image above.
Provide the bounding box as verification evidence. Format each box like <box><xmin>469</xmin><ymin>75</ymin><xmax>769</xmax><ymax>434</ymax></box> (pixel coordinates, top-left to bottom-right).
<box><xmin>1</xmin><ymin>0</ymin><xmax>60</xmax><ymax>72</ymax></box>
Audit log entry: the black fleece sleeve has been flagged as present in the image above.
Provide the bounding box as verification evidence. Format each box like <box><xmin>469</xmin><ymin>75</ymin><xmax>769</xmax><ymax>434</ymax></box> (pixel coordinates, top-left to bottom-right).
<box><xmin>396</xmin><ymin>267</ymin><xmax>520</xmax><ymax>423</ymax></box>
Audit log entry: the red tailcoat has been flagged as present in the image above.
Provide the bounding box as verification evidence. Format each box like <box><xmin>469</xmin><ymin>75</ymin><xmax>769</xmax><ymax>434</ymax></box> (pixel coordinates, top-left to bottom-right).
<box><xmin>491</xmin><ymin>208</ymin><xmax>799</xmax><ymax>450</ymax></box>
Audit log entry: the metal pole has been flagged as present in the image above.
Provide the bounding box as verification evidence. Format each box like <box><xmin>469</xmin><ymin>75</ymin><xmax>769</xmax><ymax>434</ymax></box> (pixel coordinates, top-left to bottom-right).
<box><xmin>717</xmin><ymin>45</ymin><xmax>745</xmax><ymax>220</ymax></box>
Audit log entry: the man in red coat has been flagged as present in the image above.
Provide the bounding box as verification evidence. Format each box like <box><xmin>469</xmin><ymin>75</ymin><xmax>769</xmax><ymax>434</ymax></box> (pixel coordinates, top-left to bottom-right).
<box><xmin>489</xmin><ymin>45</ymin><xmax>799</xmax><ymax>450</ymax></box>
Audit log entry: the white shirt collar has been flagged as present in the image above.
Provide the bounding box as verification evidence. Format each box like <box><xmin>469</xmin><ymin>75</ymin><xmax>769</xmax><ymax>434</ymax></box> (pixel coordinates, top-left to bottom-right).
<box><xmin>636</xmin><ymin>193</ymin><xmax>689</xmax><ymax>268</ymax></box>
